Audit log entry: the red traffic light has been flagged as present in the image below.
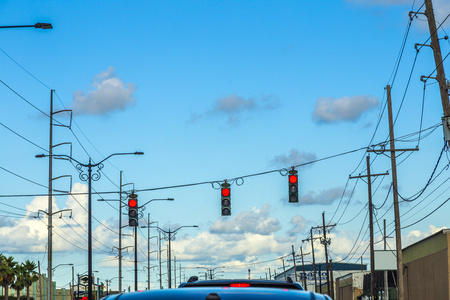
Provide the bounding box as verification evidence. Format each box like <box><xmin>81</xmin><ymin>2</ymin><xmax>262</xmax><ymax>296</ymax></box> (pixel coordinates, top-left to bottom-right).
<box><xmin>128</xmin><ymin>199</ymin><xmax>138</xmax><ymax>208</ymax></box>
<box><xmin>221</xmin><ymin>188</ymin><xmax>230</xmax><ymax>197</ymax></box>
<box><xmin>289</xmin><ymin>175</ymin><xmax>298</xmax><ymax>184</ymax></box>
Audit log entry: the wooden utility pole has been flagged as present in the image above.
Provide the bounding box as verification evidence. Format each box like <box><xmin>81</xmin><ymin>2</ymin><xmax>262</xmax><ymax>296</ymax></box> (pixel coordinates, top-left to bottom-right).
<box><xmin>367</xmin><ymin>85</ymin><xmax>418</xmax><ymax>300</ymax></box>
<box><xmin>387</xmin><ymin>85</ymin><xmax>404</xmax><ymax>300</ymax></box>
<box><xmin>316</xmin><ymin>212</ymin><xmax>336</xmax><ymax>298</ymax></box>
<box><xmin>291</xmin><ymin>245</ymin><xmax>298</xmax><ymax>282</ymax></box>
<box><xmin>350</xmin><ymin>156</ymin><xmax>388</xmax><ymax>299</ymax></box>
<box><xmin>424</xmin><ymin>0</ymin><xmax>450</xmax><ymax>118</ymax></box>
<box><xmin>303</xmin><ymin>228</ymin><xmax>321</xmax><ymax>292</ymax></box>
<box><xmin>281</xmin><ymin>257</ymin><xmax>287</xmax><ymax>281</ymax></box>
<box><xmin>300</xmin><ymin>247</ymin><xmax>309</xmax><ymax>290</ymax></box>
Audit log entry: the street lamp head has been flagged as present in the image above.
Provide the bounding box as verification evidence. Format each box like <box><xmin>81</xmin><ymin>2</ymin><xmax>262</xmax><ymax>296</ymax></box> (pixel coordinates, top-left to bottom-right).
<box><xmin>35</xmin><ymin>154</ymin><xmax>46</xmax><ymax>158</ymax></box>
<box><xmin>134</xmin><ymin>151</ymin><xmax>144</xmax><ymax>155</ymax></box>
<box><xmin>35</xmin><ymin>23</ymin><xmax>53</xmax><ymax>29</ymax></box>
<box><xmin>168</xmin><ymin>198</ymin><xmax>175</xmax><ymax>201</ymax></box>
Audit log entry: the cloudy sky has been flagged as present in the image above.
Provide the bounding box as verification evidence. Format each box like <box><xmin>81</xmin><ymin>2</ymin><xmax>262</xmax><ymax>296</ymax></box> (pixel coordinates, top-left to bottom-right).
<box><xmin>0</xmin><ymin>0</ymin><xmax>449</xmax><ymax>292</ymax></box>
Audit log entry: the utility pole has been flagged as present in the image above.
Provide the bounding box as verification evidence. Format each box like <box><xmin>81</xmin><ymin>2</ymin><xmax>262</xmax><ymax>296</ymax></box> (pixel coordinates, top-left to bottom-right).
<box><xmin>45</xmin><ymin>90</ymin><xmax>72</xmax><ymax>300</ymax></box>
<box><xmin>321</xmin><ymin>213</ymin><xmax>335</xmax><ymax>299</ymax></box>
<box><xmin>302</xmin><ymin>227</ymin><xmax>320</xmax><ymax>292</ymax></box>
<box><xmin>299</xmin><ymin>247</ymin><xmax>309</xmax><ymax>290</ymax></box>
<box><xmin>423</xmin><ymin>0</ymin><xmax>450</xmax><ymax>134</ymax></box>
<box><xmin>303</xmin><ymin>229</ymin><xmax>320</xmax><ymax>292</ymax></box>
<box><xmin>350</xmin><ymin>156</ymin><xmax>386</xmax><ymax>299</ymax></box>
<box><xmin>350</xmin><ymin>156</ymin><xmax>388</xmax><ymax>299</ymax></box>
<box><xmin>322</xmin><ymin>213</ymin><xmax>333</xmax><ymax>297</ymax></box>
<box><xmin>280</xmin><ymin>257</ymin><xmax>287</xmax><ymax>281</ymax></box>
<box><xmin>47</xmin><ymin>90</ymin><xmax>54</xmax><ymax>300</ymax></box>
<box><xmin>329</xmin><ymin>259</ymin><xmax>334</xmax><ymax>300</ymax></box>
<box><xmin>174</xmin><ymin>256</ymin><xmax>177</xmax><ymax>286</ymax></box>
<box><xmin>311</xmin><ymin>215</ymin><xmax>335</xmax><ymax>297</ymax></box>
<box><xmin>368</xmin><ymin>85</ymin><xmax>417</xmax><ymax>300</ymax></box>
<box><xmin>291</xmin><ymin>245</ymin><xmax>297</xmax><ymax>282</ymax></box>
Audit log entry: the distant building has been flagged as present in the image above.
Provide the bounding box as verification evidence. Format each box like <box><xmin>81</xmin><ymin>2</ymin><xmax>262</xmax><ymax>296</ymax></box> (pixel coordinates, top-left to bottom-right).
<box><xmin>335</xmin><ymin>272</ymin><xmax>367</xmax><ymax>300</ymax></box>
<box><xmin>274</xmin><ymin>261</ymin><xmax>367</xmax><ymax>293</ymax></box>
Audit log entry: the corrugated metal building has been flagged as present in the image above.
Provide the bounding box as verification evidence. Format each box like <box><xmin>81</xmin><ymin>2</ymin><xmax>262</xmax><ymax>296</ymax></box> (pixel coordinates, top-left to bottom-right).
<box><xmin>403</xmin><ymin>228</ymin><xmax>450</xmax><ymax>300</ymax></box>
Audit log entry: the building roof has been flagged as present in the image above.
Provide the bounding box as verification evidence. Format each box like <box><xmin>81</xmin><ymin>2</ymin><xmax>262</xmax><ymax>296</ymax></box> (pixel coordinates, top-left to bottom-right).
<box><xmin>279</xmin><ymin>262</ymin><xmax>367</xmax><ymax>274</ymax></box>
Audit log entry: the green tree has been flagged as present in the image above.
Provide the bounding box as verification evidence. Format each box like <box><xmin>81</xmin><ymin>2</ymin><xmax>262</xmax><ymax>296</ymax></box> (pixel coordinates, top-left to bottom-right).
<box><xmin>0</xmin><ymin>254</ymin><xmax>18</xmax><ymax>300</ymax></box>
<box><xmin>11</xmin><ymin>264</ymin><xmax>26</xmax><ymax>300</ymax></box>
<box><xmin>22</xmin><ymin>260</ymin><xmax>39</xmax><ymax>300</ymax></box>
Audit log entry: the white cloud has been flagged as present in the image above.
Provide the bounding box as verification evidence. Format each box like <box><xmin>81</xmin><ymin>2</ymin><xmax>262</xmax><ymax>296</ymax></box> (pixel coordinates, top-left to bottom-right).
<box><xmin>403</xmin><ymin>224</ymin><xmax>447</xmax><ymax>247</ymax></box>
<box><xmin>72</xmin><ymin>67</ymin><xmax>137</xmax><ymax>115</ymax></box>
<box><xmin>0</xmin><ymin>183</ymin><xmax>92</xmax><ymax>253</ymax></box>
<box><xmin>312</xmin><ymin>95</ymin><xmax>380</xmax><ymax>124</ymax></box>
<box><xmin>210</xmin><ymin>204</ymin><xmax>281</xmax><ymax>235</ymax></box>
<box><xmin>286</xmin><ymin>215</ymin><xmax>309</xmax><ymax>237</ymax></box>
<box><xmin>300</xmin><ymin>187</ymin><xmax>345</xmax><ymax>205</ymax></box>
<box><xmin>172</xmin><ymin>231</ymin><xmax>285</xmax><ymax>263</ymax></box>
<box><xmin>270</xmin><ymin>149</ymin><xmax>317</xmax><ymax>167</ymax></box>
<box><xmin>162</xmin><ymin>205</ymin><xmax>290</xmax><ymax>268</ymax></box>
<box><xmin>189</xmin><ymin>94</ymin><xmax>279</xmax><ymax>124</ymax></box>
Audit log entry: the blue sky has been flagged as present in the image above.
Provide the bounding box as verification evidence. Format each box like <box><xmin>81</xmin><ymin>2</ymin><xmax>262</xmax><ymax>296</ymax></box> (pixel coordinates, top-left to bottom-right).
<box><xmin>0</xmin><ymin>0</ymin><xmax>450</xmax><ymax>292</ymax></box>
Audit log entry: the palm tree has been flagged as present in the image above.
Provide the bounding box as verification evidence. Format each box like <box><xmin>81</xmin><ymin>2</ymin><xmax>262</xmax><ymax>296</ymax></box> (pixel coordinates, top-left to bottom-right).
<box><xmin>11</xmin><ymin>264</ymin><xmax>25</xmax><ymax>300</ymax></box>
<box><xmin>0</xmin><ymin>255</ymin><xmax>18</xmax><ymax>300</ymax></box>
<box><xmin>22</xmin><ymin>260</ymin><xmax>39</xmax><ymax>300</ymax></box>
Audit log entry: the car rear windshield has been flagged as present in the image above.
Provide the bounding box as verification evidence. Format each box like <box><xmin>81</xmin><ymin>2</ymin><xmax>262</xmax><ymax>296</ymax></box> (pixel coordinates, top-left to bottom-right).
<box><xmin>180</xmin><ymin>280</ymin><xmax>303</xmax><ymax>290</ymax></box>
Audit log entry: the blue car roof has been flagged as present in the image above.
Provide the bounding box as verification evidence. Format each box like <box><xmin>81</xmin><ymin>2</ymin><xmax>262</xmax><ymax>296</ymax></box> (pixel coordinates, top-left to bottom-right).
<box><xmin>103</xmin><ymin>287</ymin><xmax>332</xmax><ymax>300</ymax></box>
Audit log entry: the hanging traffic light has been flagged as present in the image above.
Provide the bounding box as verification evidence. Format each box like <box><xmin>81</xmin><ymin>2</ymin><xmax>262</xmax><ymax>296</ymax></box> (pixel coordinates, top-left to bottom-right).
<box><xmin>221</xmin><ymin>182</ymin><xmax>231</xmax><ymax>216</ymax></box>
<box><xmin>128</xmin><ymin>192</ymin><xmax>139</xmax><ymax>226</ymax></box>
<box><xmin>288</xmin><ymin>169</ymin><xmax>298</xmax><ymax>203</ymax></box>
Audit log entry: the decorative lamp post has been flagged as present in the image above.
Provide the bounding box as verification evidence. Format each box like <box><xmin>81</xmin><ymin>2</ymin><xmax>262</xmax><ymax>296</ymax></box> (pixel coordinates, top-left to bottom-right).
<box><xmin>36</xmin><ymin>151</ymin><xmax>143</xmax><ymax>300</ymax></box>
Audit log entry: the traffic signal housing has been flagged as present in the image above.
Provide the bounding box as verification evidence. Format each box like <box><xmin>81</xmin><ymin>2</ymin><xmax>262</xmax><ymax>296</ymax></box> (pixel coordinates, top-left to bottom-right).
<box><xmin>221</xmin><ymin>182</ymin><xmax>231</xmax><ymax>216</ymax></box>
<box><xmin>288</xmin><ymin>169</ymin><xmax>298</xmax><ymax>203</ymax></box>
<box><xmin>128</xmin><ymin>193</ymin><xmax>139</xmax><ymax>226</ymax></box>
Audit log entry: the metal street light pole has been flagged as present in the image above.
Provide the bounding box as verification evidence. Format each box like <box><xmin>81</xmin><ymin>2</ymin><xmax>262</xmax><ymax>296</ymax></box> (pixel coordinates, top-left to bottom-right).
<box><xmin>195</xmin><ymin>266</ymin><xmax>225</xmax><ymax>280</ymax></box>
<box><xmin>98</xmin><ymin>176</ymin><xmax>134</xmax><ymax>294</ymax></box>
<box><xmin>98</xmin><ymin>197</ymin><xmax>171</xmax><ymax>291</ymax></box>
<box><xmin>133</xmin><ymin>199</ymin><xmax>172</xmax><ymax>291</ymax></box>
<box><xmin>0</xmin><ymin>23</ymin><xmax>53</xmax><ymax>29</ymax></box>
<box><xmin>152</xmin><ymin>225</ymin><xmax>198</xmax><ymax>288</ymax></box>
<box><xmin>1</xmin><ymin>22</ymin><xmax>53</xmax><ymax>300</ymax></box>
<box><xmin>36</xmin><ymin>152</ymin><xmax>143</xmax><ymax>300</ymax></box>
<box><xmin>52</xmin><ymin>263</ymin><xmax>73</xmax><ymax>274</ymax></box>
<box><xmin>141</xmin><ymin>215</ymin><xmax>158</xmax><ymax>290</ymax></box>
